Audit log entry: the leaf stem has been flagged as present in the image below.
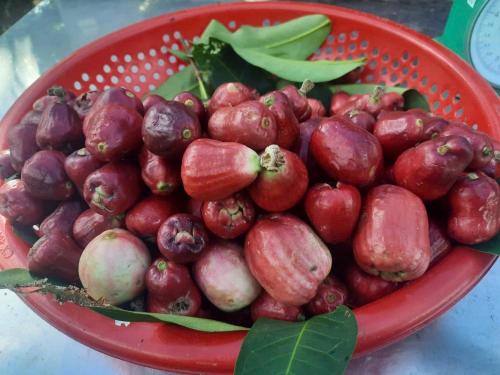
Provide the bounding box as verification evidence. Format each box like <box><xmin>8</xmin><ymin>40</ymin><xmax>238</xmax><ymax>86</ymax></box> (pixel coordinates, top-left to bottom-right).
<box><xmin>180</xmin><ymin>37</ymin><xmax>209</xmax><ymax>101</ymax></box>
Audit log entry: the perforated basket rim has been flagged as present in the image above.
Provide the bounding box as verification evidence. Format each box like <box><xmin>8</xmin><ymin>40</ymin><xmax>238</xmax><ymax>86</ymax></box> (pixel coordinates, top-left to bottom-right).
<box><xmin>0</xmin><ymin>2</ymin><xmax>498</xmax><ymax>374</ymax></box>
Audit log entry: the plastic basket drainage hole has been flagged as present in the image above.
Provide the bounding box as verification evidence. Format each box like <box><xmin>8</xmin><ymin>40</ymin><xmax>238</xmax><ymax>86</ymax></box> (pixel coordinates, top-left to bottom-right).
<box><xmin>160</xmin><ymin>46</ymin><xmax>168</xmax><ymax>54</ymax></box>
<box><xmin>153</xmin><ymin>73</ymin><xmax>160</xmax><ymax>80</ymax></box>
<box><xmin>443</xmin><ymin>104</ymin><xmax>452</xmax><ymax>114</ymax></box>
<box><xmin>392</xmin><ymin>60</ymin><xmax>400</xmax><ymax>69</ymax></box>
<box><xmin>158</xmin><ymin>59</ymin><xmax>165</xmax><ymax>66</ymax></box>
<box><xmin>338</xmin><ymin>33</ymin><xmax>346</xmax><ymax>42</ymax></box>
<box><xmin>131</xmin><ymin>65</ymin><xmax>139</xmax><ymax>74</ymax></box>
<box><xmin>402</xmin><ymin>51</ymin><xmax>409</xmax><ymax>61</ymax></box>
<box><xmin>455</xmin><ymin>108</ymin><xmax>464</xmax><ymax>118</ymax></box>
<box><xmin>372</xmin><ymin>47</ymin><xmax>379</xmax><ymax>56</ymax></box>
<box><xmin>412</xmin><ymin>57</ymin><xmax>419</xmax><ymax>66</ymax></box>
<box><xmin>441</xmin><ymin>90</ymin><xmax>449</xmax><ymax>99</ymax></box>
<box><xmin>337</xmin><ymin>45</ymin><xmax>344</xmax><ymax>53</ymax></box>
<box><xmin>139</xmin><ymin>75</ymin><xmax>146</xmax><ymax>83</ymax></box>
<box><xmin>453</xmin><ymin>93</ymin><xmax>461</xmax><ymax>103</ymax></box>
<box><xmin>382</xmin><ymin>53</ymin><xmax>389</xmax><ymax>62</ymax></box>
<box><xmin>117</xmin><ymin>65</ymin><xmax>125</xmax><ymax>73</ymax></box>
<box><xmin>350</xmin><ymin>31</ymin><xmax>359</xmax><ymax>40</ymax></box>
<box><xmin>133</xmin><ymin>85</ymin><xmax>141</xmax><ymax>92</ymax></box>
<box><xmin>81</xmin><ymin>73</ymin><xmax>89</xmax><ymax>81</ymax></box>
<box><xmin>110</xmin><ymin>54</ymin><xmax>118</xmax><ymax>62</ymax></box>
<box><xmin>390</xmin><ymin>73</ymin><xmax>398</xmax><ymax>82</ymax></box>
<box><xmin>433</xmin><ymin>101</ymin><xmax>440</xmax><ymax>110</ymax></box>
<box><xmin>169</xmin><ymin>56</ymin><xmax>177</xmax><ymax>64</ymax></box>
<box><xmin>325</xmin><ymin>47</ymin><xmax>333</xmax><ymax>55</ymax></box>
<box><xmin>262</xmin><ymin>19</ymin><xmax>270</xmax><ymax>26</ymax></box>
<box><xmin>74</xmin><ymin>81</ymin><xmax>81</xmax><ymax>90</ymax></box>
<box><xmin>103</xmin><ymin>64</ymin><xmax>111</xmax><ymax>73</ymax></box>
<box><xmin>421</xmin><ymin>77</ymin><xmax>428</xmax><ymax>86</ymax></box>
<box><xmin>366</xmin><ymin>74</ymin><xmax>374</xmax><ymax>82</ymax></box>
<box><xmin>137</xmin><ymin>52</ymin><xmax>144</xmax><ymax>60</ymax></box>
<box><xmin>149</xmin><ymin>84</ymin><xmax>156</xmax><ymax>91</ymax></box>
<box><xmin>166</xmin><ymin>68</ymin><xmax>174</xmax><ymax>76</ymax></box>
<box><xmin>111</xmin><ymin>76</ymin><xmax>119</xmax><ymax>84</ymax></box>
<box><xmin>89</xmin><ymin>84</ymin><xmax>97</xmax><ymax>91</ymax></box>
<box><xmin>179</xmin><ymin>64</ymin><xmax>186</xmax><ymax>71</ymax></box>
<box><xmin>361</xmin><ymin>40</ymin><xmax>369</xmax><ymax>49</ymax></box>
<box><xmin>411</xmin><ymin>71</ymin><xmax>418</xmax><ymax>80</ymax></box>
<box><xmin>431</xmin><ymin>84</ymin><xmax>438</xmax><ymax>93</ymax></box>
<box><xmin>229</xmin><ymin>20</ymin><xmax>236</xmax><ymax>29</ymax></box>
<box><xmin>171</xmin><ymin>43</ymin><xmax>179</xmax><ymax>51</ymax></box>
<box><xmin>144</xmin><ymin>62</ymin><xmax>152</xmax><ymax>71</ymax></box>
<box><xmin>149</xmin><ymin>49</ymin><xmax>157</xmax><ymax>57</ymax></box>
<box><xmin>349</xmin><ymin>43</ymin><xmax>356</xmax><ymax>51</ymax></box>
<box><xmin>369</xmin><ymin>60</ymin><xmax>377</xmax><ymax>69</ymax></box>
<box><xmin>327</xmin><ymin>35</ymin><xmax>335</xmax><ymax>44</ymax></box>
<box><xmin>124</xmin><ymin>76</ymin><xmax>132</xmax><ymax>83</ymax></box>
<box><xmin>162</xmin><ymin>34</ymin><xmax>170</xmax><ymax>43</ymax></box>
<box><xmin>124</xmin><ymin>54</ymin><xmax>132</xmax><ymax>63</ymax></box>
<box><xmin>96</xmin><ymin>74</ymin><xmax>104</xmax><ymax>83</ymax></box>
<box><xmin>402</xmin><ymin>67</ymin><xmax>409</xmax><ymax>75</ymax></box>
<box><xmin>381</xmin><ymin>67</ymin><xmax>388</xmax><ymax>76</ymax></box>
<box><xmin>174</xmin><ymin>31</ymin><xmax>182</xmax><ymax>40</ymax></box>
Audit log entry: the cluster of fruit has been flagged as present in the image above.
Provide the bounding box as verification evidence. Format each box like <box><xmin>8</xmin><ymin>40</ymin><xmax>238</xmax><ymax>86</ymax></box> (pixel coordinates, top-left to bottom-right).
<box><xmin>0</xmin><ymin>80</ymin><xmax>498</xmax><ymax>325</ymax></box>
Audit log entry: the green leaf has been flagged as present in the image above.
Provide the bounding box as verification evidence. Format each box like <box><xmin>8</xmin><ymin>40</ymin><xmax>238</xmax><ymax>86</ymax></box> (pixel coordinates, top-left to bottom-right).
<box><xmin>233</xmin><ymin>47</ymin><xmax>366</xmax><ymax>83</ymax></box>
<box><xmin>92</xmin><ymin>306</ymin><xmax>247</xmax><ymax>332</ymax></box>
<box><xmin>168</xmin><ymin>48</ymin><xmax>190</xmax><ymax>62</ymax></box>
<box><xmin>151</xmin><ymin>65</ymin><xmax>201</xmax><ymax>99</ymax></box>
<box><xmin>235</xmin><ymin>305</ymin><xmax>357</xmax><ymax>375</ymax></box>
<box><xmin>470</xmin><ymin>233</ymin><xmax>500</xmax><ymax>256</ymax></box>
<box><xmin>192</xmin><ymin>39</ymin><xmax>276</xmax><ymax>94</ymax></box>
<box><xmin>328</xmin><ymin>83</ymin><xmax>430</xmax><ymax>111</ymax></box>
<box><xmin>201</xmin><ymin>15</ymin><xmax>331</xmax><ymax>60</ymax></box>
<box><xmin>0</xmin><ymin>268</ymin><xmax>247</xmax><ymax>332</ymax></box>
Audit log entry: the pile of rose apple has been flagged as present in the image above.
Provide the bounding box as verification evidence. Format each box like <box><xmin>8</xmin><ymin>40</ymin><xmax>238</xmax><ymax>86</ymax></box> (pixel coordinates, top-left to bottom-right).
<box><xmin>0</xmin><ymin>80</ymin><xmax>499</xmax><ymax>324</ymax></box>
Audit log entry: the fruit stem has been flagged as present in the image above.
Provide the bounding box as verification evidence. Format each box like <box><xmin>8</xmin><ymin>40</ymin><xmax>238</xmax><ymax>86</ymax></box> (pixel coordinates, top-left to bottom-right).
<box><xmin>47</xmin><ymin>85</ymin><xmax>67</xmax><ymax>101</ymax></box>
<box><xmin>299</xmin><ymin>80</ymin><xmax>315</xmax><ymax>96</ymax></box>
<box><xmin>348</xmin><ymin>109</ymin><xmax>360</xmax><ymax>118</ymax></box>
<box><xmin>369</xmin><ymin>86</ymin><xmax>385</xmax><ymax>104</ymax></box>
<box><xmin>494</xmin><ymin>150</ymin><xmax>500</xmax><ymax>162</ymax></box>
<box><xmin>437</xmin><ymin>144</ymin><xmax>449</xmax><ymax>156</ymax></box>
<box><xmin>482</xmin><ymin>146</ymin><xmax>493</xmax><ymax>157</ymax></box>
<box><xmin>260</xmin><ymin>145</ymin><xmax>285</xmax><ymax>172</ymax></box>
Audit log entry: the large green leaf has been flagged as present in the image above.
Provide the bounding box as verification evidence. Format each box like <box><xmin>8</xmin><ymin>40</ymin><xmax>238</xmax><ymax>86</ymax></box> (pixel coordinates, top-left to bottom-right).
<box><xmin>328</xmin><ymin>83</ymin><xmax>430</xmax><ymax>111</ymax></box>
<box><xmin>233</xmin><ymin>46</ymin><xmax>366</xmax><ymax>83</ymax></box>
<box><xmin>200</xmin><ymin>15</ymin><xmax>331</xmax><ymax>60</ymax></box>
<box><xmin>0</xmin><ymin>268</ymin><xmax>247</xmax><ymax>332</ymax></box>
<box><xmin>235</xmin><ymin>305</ymin><xmax>357</xmax><ymax>375</ymax></box>
<box><xmin>151</xmin><ymin>64</ymin><xmax>201</xmax><ymax>99</ymax></box>
<box><xmin>470</xmin><ymin>233</ymin><xmax>500</xmax><ymax>256</ymax></box>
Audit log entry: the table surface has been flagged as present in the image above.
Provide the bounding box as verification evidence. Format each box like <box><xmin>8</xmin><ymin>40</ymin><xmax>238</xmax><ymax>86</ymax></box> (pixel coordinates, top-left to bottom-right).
<box><xmin>1</xmin><ymin>1</ymin><xmax>499</xmax><ymax>374</ymax></box>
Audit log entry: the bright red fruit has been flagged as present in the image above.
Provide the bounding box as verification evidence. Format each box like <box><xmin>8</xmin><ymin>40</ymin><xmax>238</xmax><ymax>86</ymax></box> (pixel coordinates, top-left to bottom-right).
<box><xmin>260</xmin><ymin>91</ymin><xmax>299</xmax><ymax>149</ymax></box>
<box><xmin>481</xmin><ymin>139</ymin><xmax>500</xmax><ymax>179</ymax></box>
<box><xmin>139</xmin><ymin>148</ymin><xmax>180</xmax><ymax>195</ymax></box>
<box><xmin>245</xmin><ymin>214</ymin><xmax>332</xmax><ymax>306</ymax></box>
<box><xmin>447</xmin><ymin>172</ymin><xmax>500</xmax><ymax>244</ymax></box>
<box><xmin>305</xmin><ymin>276</ymin><xmax>348</xmax><ymax>315</ymax></box>
<box><xmin>393</xmin><ymin>136</ymin><xmax>474</xmax><ymax>200</ymax></box>
<box><xmin>147</xmin><ymin>285</ymin><xmax>202</xmax><ymax>316</ymax></box>
<box><xmin>145</xmin><ymin>258</ymin><xmax>194</xmax><ymax>302</ymax></box>
<box><xmin>329</xmin><ymin>91</ymin><xmax>350</xmax><ymax>115</ymax></box>
<box><xmin>207</xmin><ymin>82</ymin><xmax>258</xmax><ymax>116</ymax></box>
<box><xmin>208</xmin><ymin>101</ymin><xmax>277</xmax><ymax>151</ymax></box>
<box><xmin>336</xmin><ymin>88</ymin><xmax>404</xmax><ymax>117</ymax></box>
<box><xmin>201</xmin><ymin>192</ymin><xmax>255</xmax><ymax>239</ymax></box>
<box><xmin>304</xmin><ymin>182</ymin><xmax>361</xmax><ymax>244</ymax></box>
<box><xmin>250</xmin><ymin>292</ymin><xmax>304</xmax><ymax>322</ymax></box>
<box><xmin>344</xmin><ymin>263</ymin><xmax>399</xmax><ymax>306</ymax></box>
<box><xmin>307</xmin><ymin>98</ymin><xmax>326</xmax><ymax>119</ymax></box>
<box><xmin>428</xmin><ymin>218</ymin><xmax>452</xmax><ymax>265</ymax></box>
<box><xmin>310</xmin><ymin>117</ymin><xmax>383</xmax><ymax>186</ymax></box>
<box><xmin>72</xmin><ymin>209</ymin><xmax>124</xmax><ymax>248</ymax></box>
<box><xmin>248</xmin><ymin>145</ymin><xmax>308</xmax><ymax>212</ymax></box>
<box><xmin>181</xmin><ymin>139</ymin><xmax>261</xmax><ymax>200</ymax></box>
<box><xmin>280</xmin><ymin>84</ymin><xmax>311</xmax><ymax>121</ymax></box>
<box><xmin>353</xmin><ymin>185</ymin><xmax>431</xmax><ymax>282</ymax></box>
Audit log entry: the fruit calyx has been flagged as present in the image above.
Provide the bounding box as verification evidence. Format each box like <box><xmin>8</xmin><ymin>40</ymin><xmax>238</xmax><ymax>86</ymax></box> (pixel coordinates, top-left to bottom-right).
<box><xmin>437</xmin><ymin>144</ymin><xmax>449</xmax><ymax>156</ymax></box>
<box><xmin>47</xmin><ymin>85</ymin><xmax>67</xmax><ymax>102</ymax></box>
<box><xmin>482</xmin><ymin>146</ymin><xmax>493</xmax><ymax>157</ymax></box>
<box><xmin>156</xmin><ymin>260</ymin><xmax>168</xmax><ymax>272</ymax></box>
<box><xmin>260</xmin><ymin>145</ymin><xmax>285</xmax><ymax>172</ymax></box>
<box><xmin>369</xmin><ymin>86</ymin><xmax>385</xmax><ymax>104</ymax></box>
<box><xmin>467</xmin><ymin>172</ymin><xmax>479</xmax><ymax>181</ymax></box>
<box><xmin>299</xmin><ymin>79</ymin><xmax>315</xmax><ymax>97</ymax></box>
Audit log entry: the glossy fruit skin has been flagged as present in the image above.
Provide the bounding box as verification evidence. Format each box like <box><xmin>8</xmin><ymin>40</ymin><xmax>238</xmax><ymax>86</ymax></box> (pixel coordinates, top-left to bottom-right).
<box><xmin>440</xmin><ymin>122</ymin><xmax>493</xmax><ymax>169</ymax></box>
<box><xmin>78</xmin><ymin>229</ymin><xmax>151</xmax><ymax>305</ymax></box>
<box><xmin>305</xmin><ymin>276</ymin><xmax>348</xmax><ymax>315</ymax></box>
<box><xmin>90</xmin><ymin>87</ymin><xmax>144</xmax><ymax>116</ymax></box>
<box><xmin>250</xmin><ymin>292</ymin><xmax>304</xmax><ymax>322</ymax></box>
<box><xmin>145</xmin><ymin>258</ymin><xmax>193</xmax><ymax>301</ymax></box>
<box><xmin>447</xmin><ymin>172</ymin><xmax>500</xmax><ymax>244</ymax></box>
<box><xmin>142</xmin><ymin>94</ymin><xmax>169</xmax><ymax>113</ymax></box>
<box><xmin>147</xmin><ymin>284</ymin><xmax>202</xmax><ymax>316</ymax></box>
<box><xmin>194</xmin><ymin>241</ymin><xmax>261</xmax><ymax>312</ymax></box>
<box><xmin>0</xmin><ymin>150</ymin><xmax>15</xmax><ymax>180</ymax></box>
<box><xmin>344</xmin><ymin>110</ymin><xmax>375</xmax><ymax>133</ymax></box>
<box><xmin>84</xmin><ymin>104</ymin><xmax>143</xmax><ymax>162</ymax></box>
<box><xmin>344</xmin><ymin>263</ymin><xmax>399</xmax><ymax>306</ymax></box>
<box><xmin>126</xmin><ymin>195</ymin><xmax>180</xmax><ymax>240</ymax></box>
<box><xmin>72</xmin><ymin>209</ymin><xmax>124</xmax><ymax>248</ymax></box>
<box><xmin>393</xmin><ymin>135</ymin><xmax>474</xmax><ymax>200</ymax></box>
<box><xmin>181</xmin><ymin>139</ymin><xmax>261</xmax><ymax>200</ymax></box>
<box><xmin>64</xmin><ymin>148</ymin><xmax>104</xmax><ymax>192</ymax></box>
<box><xmin>423</xmin><ymin>116</ymin><xmax>449</xmax><ymax>139</ymax></box>
<box><xmin>207</xmin><ymin>82</ymin><xmax>258</xmax><ymax>116</ymax></box>
<box><xmin>260</xmin><ymin>91</ymin><xmax>299</xmax><ymax>149</ymax></box>
<box><xmin>139</xmin><ymin>148</ymin><xmax>180</xmax><ymax>195</ymax></box>
<box><xmin>373</xmin><ymin>109</ymin><xmax>431</xmax><ymax>160</ymax></box>
<box><xmin>73</xmin><ymin>90</ymin><xmax>101</xmax><ymax>119</ymax></box>
<box><xmin>245</xmin><ymin>214</ymin><xmax>332</xmax><ymax>306</ymax></box>
<box><xmin>83</xmin><ymin>162</ymin><xmax>142</xmax><ymax>216</ymax></box>
<box><xmin>8</xmin><ymin>122</ymin><xmax>40</xmax><ymax>172</ymax></box>
<box><xmin>201</xmin><ymin>192</ymin><xmax>256</xmax><ymax>239</ymax></box>
<box><xmin>208</xmin><ymin>101</ymin><xmax>278</xmax><ymax>151</ymax></box>
<box><xmin>157</xmin><ymin>213</ymin><xmax>209</xmax><ymax>263</ymax></box>
<box><xmin>36</xmin><ymin>101</ymin><xmax>83</xmax><ymax>153</ymax></box>
<box><xmin>353</xmin><ymin>184</ymin><xmax>431</xmax><ymax>282</ymax></box>
<box><xmin>481</xmin><ymin>139</ymin><xmax>500</xmax><ymax>179</ymax></box>
<box><xmin>337</xmin><ymin>90</ymin><xmax>404</xmax><ymax>117</ymax></box>
<box><xmin>310</xmin><ymin>116</ymin><xmax>383</xmax><ymax>186</ymax></box>
<box><xmin>20</xmin><ymin>110</ymin><xmax>42</xmax><ymax>126</ymax></box>
<box><xmin>0</xmin><ymin>179</ymin><xmax>45</xmax><ymax>225</ymax></box>
<box><xmin>28</xmin><ymin>234</ymin><xmax>82</xmax><ymax>284</ymax></box>
<box><xmin>249</xmin><ymin>145</ymin><xmax>308</xmax><ymax>212</ymax></box>
<box><xmin>304</xmin><ymin>182</ymin><xmax>361</xmax><ymax>244</ymax></box>
<box><xmin>36</xmin><ymin>199</ymin><xmax>85</xmax><ymax>237</ymax></box>
<box><xmin>33</xmin><ymin>87</ymin><xmax>76</xmax><ymax>112</ymax></box>
<box><xmin>329</xmin><ymin>91</ymin><xmax>350</xmax><ymax>115</ymax></box>
<box><xmin>428</xmin><ymin>218</ymin><xmax>452</xmax><ymax>265</ymax></box>
<box><xmin>142</xmin><ymin>101</ymin><xmax>201</xmax><ymax>159</ymax></box>
<box><xmin>21</xmin><ymin>150</ymin><xmax>74</xmax><ymax>200</ymax></box>
<box><xmin>173</xmin><ymin>91</ymin><xmax>206</xmax><ymax>123</ymax></box>
<box><xmin>280</xmin><ymin>85</ymin><xmax>311</xmax><ymax>121</ymax></box>
<box><xmin>307</xmin><ymin>98</ymin><xmax>326</xmax><ymax>119</ymax></box>
<box><xmin>294</xmin><ymin>118</ymin><xmax>322</xmax><ymax>179</ymax></box>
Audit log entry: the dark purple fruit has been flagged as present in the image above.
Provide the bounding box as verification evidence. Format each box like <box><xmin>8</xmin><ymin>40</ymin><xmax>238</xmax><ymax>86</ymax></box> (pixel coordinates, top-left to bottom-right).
<box><xmin>21</xmin><ymin>150</ymin><xmax>74</xmax><ymax>200</ymax></box>
<box><xmin>157</xmin><ymin>213</ymin><xmax>209</xmax><ymax>263</ymax></box>
<box><xmin>0</xmin><ymin>179</ymin><xmax>45</xmax><ymax>225</ymax></box>
<box><xmin>142</xmin><ymin>94</ymin><xmax>169</xmax><ymax>113</ymax></box>
<box><xmin>344</xmin><ymin>110</ymin><xmax>375</xmax><ymax>133</ymax></box>
<box><xmin>142</xmin><ymin>101</ymin><xmax>201</xmax><ymax>158</ymax></box>
<box><xmin>36</xmin><ymin>101</ymin><xmax>84</xmax><ymax>152</ymax></box>
<box><xmin>8</xmin><ymin>122</ymin><xmax>39</xmax><ymax>172</ymax></box>
<box><xmin>90</xmin><ymin>87</ymin><xmax>144</xmax><ymax>115</ymax></box>
<box><xmin>173</xmin><ymin>92</ymin><xmax>206</xmax><ymax>123</ymax></box>
<box><xmin>35</xmin><ymin>199</ymin><xmax>85</xmax><ymax>237</ymax></box>
<box><xmin>64</xmin><ymin>148</ymin><xmax>104</xmax><ymax>192</ymax></box>
<box><xmin>72</xmin><ymin>208</ymin><xmax>124</xmax><ymax>248</ymax></box>
<box><xmin>33</xmin><ymin>86</ymin><xmax>76</xmax><ymax>112</ymax></box>
<box><xmin>20</xmin><ymin>110</ymin><xmax>42</xmax><ymax>126</ymax></box>
<box><xmin>73</xmin><ymin>90</ymin><xmax>101</xmax><ymax>119</ymax></box>
<box><xmin>0</xmin><ymin>150</ymin><xmax>16</xmax><ymax>179</ymax></box>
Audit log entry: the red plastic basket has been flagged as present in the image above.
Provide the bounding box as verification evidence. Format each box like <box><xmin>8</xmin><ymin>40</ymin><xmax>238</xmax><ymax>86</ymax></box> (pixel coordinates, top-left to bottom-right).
<box><xmin>0</xmin><ymin>2</ymin><xmax>499</xmax><ymax>374</ymax></box>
